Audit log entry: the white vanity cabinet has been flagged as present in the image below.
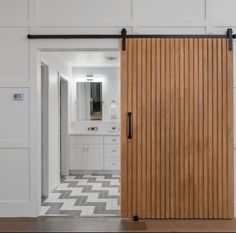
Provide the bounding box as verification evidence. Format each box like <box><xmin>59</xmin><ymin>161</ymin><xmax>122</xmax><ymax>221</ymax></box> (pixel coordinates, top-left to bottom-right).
<box><xmin>69</xmin><ymin>135</ymin><xmax>120</xmax><ymax>171</ymax></box>
<box><xmin>70</xmin><ymin>136</ymin><xmax>103</xmax><ymax>170</ymax></box>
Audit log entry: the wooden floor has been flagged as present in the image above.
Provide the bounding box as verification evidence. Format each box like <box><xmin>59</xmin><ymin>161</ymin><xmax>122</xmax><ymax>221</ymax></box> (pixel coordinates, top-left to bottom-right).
<box><xmin>1</xmin><ymin>217</ymin><xmax>236</xmax><ymax>232</ymax></box>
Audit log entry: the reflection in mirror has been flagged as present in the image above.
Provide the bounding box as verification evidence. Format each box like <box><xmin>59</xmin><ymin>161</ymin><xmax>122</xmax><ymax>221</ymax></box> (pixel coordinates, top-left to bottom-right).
<box><xmin>77</xmin><ymin>82</ymin><xmax>102</xmax><ymax>121</ymax></box>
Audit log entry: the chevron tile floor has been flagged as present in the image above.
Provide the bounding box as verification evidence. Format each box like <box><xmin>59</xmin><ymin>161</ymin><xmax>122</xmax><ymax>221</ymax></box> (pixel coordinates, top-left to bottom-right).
<box><xmin>40</xmin><ymin>174</ymin><xmax>120</xmax><ymax>217</ymax></box>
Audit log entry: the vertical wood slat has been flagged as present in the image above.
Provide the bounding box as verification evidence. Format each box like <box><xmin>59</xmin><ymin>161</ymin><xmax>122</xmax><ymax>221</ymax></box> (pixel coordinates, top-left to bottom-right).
<box><xmin>132</xmin><ymin>39</ymin><xmax>137</xmax><ymax>216</ymax></box>
<box><xmin>174</xmin><ymin>39</ymin><xmax>180</xmax><ymax>218</ymax></box>
<box><xmin>217</xmin><ymin>39</ymin><xmax>223</xmax><ymax>218</ymax></box>
<box><xmin>222</xmin><ymin>39</ymin><xmax>228</xmax><ymax>219</ymax></box>
<box><xmin>121</xmin><ymin>40</ymin><xmax>128</xmax><ymax>218</ymax></box>
<box><xmin>203</xmin><ymin>38</ymin><xmax>209</xmax><ymax>218</ymax></box>
<box><xmin>151</xmin><ymin>39</ymin><xmax>157</xmax><ymax>218</ymax></box>
<box><xmin>198</xmin><ymin>38</ymin><xmax>204</xmax><ymax>218</ymax></box>
<box><xmin>184</xmin><ymin>38</ymin><xmax>189</xmax><ymax>218</ymax></box>
<box><xmin>160</xmin><ymin>39</ymin><xmax>166</xmax><ymax>218</ymax></box>
<box><xmin>227</xmin><ymin>39</ymin><xmax>234</xmax><ymax>219</ymax></box>
<box><xmin>141</xmin><ymin>39</ymin><xmax>147</xmax><ymax>218</ymax></box>
<box><xmin>155</xmin><ymin>39</ymin><xmax>161</xmax><ymax>219</ymax></box>
<box><xmin>189</xmin><ymin>38</ymin><xmax>194</xmax><ymax>218</ymax></box>
<box><xmin>179</xmin><ymin>38</ymin><xmax>185</xmax><ymax>219</ymax></box>
<box><xmin>170</xmin><ymin>39</ymin><xmax>175</xmax><ymax>218</ymax></box>
<box><xmin>121</xmin><ymin>38</ymin><xmax>234</xmax><ymax>219</ymax></box>
<box><xmin>165</xmin><ymin>39</ymin><xmax>171</xmax><ymax>218</ymax></box>
<box><xmin>212</xmin><ymin>39</ymin><xmax>218</xmax><ymax>219</ymax></box>
<box><xmin>146</xmin><ymin>39</ymin><xmax>152</xmax><ymax>218</ymax></box>
<box><xmin>127</xmin><ymin>39</ymin><xmax>133</xmax><ymax>218</ymax></box>
<box><xmin>193</xmin><ymin>39</ymin><xmax>199</xmax><ymax>218</ymax></box>
<box><xmin>207</xmin><ymin>39</ymin><xmax>213</xmax><ymax>219</ymax></box>
<box><xmin>137</xmin><ymin>39</ymin><xmax>142</xmax><ymax>217</ymax></box>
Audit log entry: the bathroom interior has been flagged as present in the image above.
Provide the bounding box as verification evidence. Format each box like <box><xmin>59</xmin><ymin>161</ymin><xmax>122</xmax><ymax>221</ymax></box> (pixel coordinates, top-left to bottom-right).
<box><xmin>40</xmin><ymin>51</ymin><xmax>121</xmax><ymax>217</ymax></box>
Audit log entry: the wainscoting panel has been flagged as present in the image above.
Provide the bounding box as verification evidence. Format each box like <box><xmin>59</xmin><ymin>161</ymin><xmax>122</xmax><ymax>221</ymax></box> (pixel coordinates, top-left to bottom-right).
<box><xmin>0</xmin><ymin>149</ymin><xmax>30</xmax><ymax>202</ymax></box>
<box><xmin>36</xmin><ymin>0</ymin><xmax>132</xmax><ymax>22</ymax></box>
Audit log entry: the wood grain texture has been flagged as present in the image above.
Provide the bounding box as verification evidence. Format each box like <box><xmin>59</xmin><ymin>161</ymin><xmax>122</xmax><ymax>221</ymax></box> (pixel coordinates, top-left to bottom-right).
<box><xmin>137</xmin><ymin>39</ymin><xmax>142</xmax><ymax>217</ymax></box>
<box><xmin>227</xmin><ymin>39</ymin><xmax>234</xmax><ymax>219</ymax></box>
<box><xmin>132</xmin><ymin>39</ymin><xmax>137</xmax><ymax>217</ymax></box>
<box><xmin>203</xmin><ymin>38</ymin><xmax>209</xmax><ymax>218</ymax></box>
<box><xmin>184</xmin><ymin>38</ymin><xmax>190</xmax><ymax>218</ymax></box>
<box><xmin>174</xmin><ymin>39</ymin><xmax>180</xmax><ymax>219</ymax></box>
<box><xmin>127</xmin><ymin>39</ymin><xmax>133</xmax><ymax>217</ymax></box>
<box><xmin>179</xmin><ymin>38</ymin><xmax>185</xmax><ymax>219</ymax></box>
<box><xmin>160</xmin><ymin>39</ymin><xmax>166</xmax><ymax>218</ymax></box>
<box><xmin>121</xmin><ymin>38</ymin><xmax>234</xmax><ymax>219</ymax></box>
<box><xmin>207</xmin><ymin>38</ymin><xmax>214</xmax><ymax>219</ymax></box>
<box><xmin>222</xmin><ymin>39</ymin><xmax>228</xmax><ymax>219</ymax></box>
<box><xmin>155</xmin><ymin>39</ymin><xmax>161</xmax><ymax>219</ymax></box>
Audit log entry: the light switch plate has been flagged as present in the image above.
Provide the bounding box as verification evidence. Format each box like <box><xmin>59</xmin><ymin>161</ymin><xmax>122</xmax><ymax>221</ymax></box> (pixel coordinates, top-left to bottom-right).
<box><xmin>13</xmin><ymin>93</ymin><xmax>24</xmax><ymax>101</ymax></box>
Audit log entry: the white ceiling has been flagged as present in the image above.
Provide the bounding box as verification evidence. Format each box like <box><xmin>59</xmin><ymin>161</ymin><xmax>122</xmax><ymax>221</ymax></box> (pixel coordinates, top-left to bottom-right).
<box><xmin>59</xmin><ymin>51</ymin><xmax>120</xmax><ymax>68</ymax></box>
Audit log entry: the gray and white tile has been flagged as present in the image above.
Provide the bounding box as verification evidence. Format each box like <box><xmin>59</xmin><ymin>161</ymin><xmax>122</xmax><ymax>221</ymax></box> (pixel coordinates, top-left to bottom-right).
<box><xmin>41</xmin><ymin>174</ymin><xmax>120</xmax><ymax>216</ymax></box>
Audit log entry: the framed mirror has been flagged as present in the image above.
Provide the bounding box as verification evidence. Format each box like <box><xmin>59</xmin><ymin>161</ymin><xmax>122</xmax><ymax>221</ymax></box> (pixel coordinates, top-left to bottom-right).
<box><xmin>77</xmin><ymin>82</ymin><xmax>102</xmax><ymax>121</ymax></box>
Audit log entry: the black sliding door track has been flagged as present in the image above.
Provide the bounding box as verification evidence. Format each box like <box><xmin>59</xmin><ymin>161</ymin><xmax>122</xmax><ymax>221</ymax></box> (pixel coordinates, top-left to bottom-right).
<box><xmin>27</xmin><ymin>28</ymin><xmax>236</xmax><ymax>50</ymax></box>
<box><xmin>27</xmin><ymin>34</ymin><xmax>231</xmax><ymax>39</ymax></box>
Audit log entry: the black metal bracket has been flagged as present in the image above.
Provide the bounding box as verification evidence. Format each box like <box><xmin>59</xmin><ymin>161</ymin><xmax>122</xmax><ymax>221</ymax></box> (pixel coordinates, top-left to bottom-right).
<box><xmin>121</xmin><ymin>28</ymin><xmax>127</xmax><ymax>51</ymax></box>
<box><xmin>227</xmin><ymin>28</ymin><xmax>233</xmax><ymax>51</ymax></box>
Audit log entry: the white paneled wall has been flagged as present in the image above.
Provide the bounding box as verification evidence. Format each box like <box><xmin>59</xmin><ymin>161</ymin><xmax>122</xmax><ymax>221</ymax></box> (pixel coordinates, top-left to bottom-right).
<box><xmin>0</xmin><ymin>149</ymin><xmax>29</xmax><ymax>201</ymax></box>
<box><xmin>36</xmin><ymin>0</ymin><xmax>132</xmax><ymax>22</ymax></box>
<box><xmin>0</xmin><ymin>0</ymin><xmax>28</xmax><ymax>24</ymax></box>
<box><xmin>133</xmin><ymin>27</ymin><xmax>206</xmax><ymax>34</ymax></box>
<box><xmin>134</xmin><ymin>0</ymin><xmax>206</xmax><ymax>21</ymax></box>
<box><xmin>0</xmin><ymin>28</ymin><xmax>29</xmax><ymax>82</ymax></box>
<box><xmin>0</xmin><ymin>0</ymin><xmax>236</xmax><ymax>217</ymax></box>
<box><xmin>211</xmin><ymin>0</ymin><xmax>236</xmax><ymax>21</ymax></box>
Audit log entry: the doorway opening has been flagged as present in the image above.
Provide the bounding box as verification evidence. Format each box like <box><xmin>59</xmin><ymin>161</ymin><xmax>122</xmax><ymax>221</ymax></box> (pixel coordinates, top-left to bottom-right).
<box><xmin>39</xmin><ymin>51</ymin><xmax>121</xmax><ymax>217</ymax></box>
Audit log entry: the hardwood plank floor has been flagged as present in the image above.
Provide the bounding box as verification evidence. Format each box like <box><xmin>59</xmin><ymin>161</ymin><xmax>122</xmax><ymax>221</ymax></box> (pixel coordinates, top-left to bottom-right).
<box><xmin>1</xmin><ymin>217</ymin><xmax>236</xmax><ymax>232</ymax></box>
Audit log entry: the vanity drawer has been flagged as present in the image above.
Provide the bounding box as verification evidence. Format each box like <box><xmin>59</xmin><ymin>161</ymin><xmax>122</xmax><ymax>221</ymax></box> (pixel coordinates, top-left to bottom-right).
<box><xmin>104</xmin><ymin>158</ymin><xmax>120</xmax><ymax>170</ymax></box>
<box><xmin>70</xmin><ymin>136</ymin><xmax>103</xmax><ymax>144</ymax></box>
<box><xmin>104</xmin><ymin>145</ymin><xmax>120</xmax><ymax>158</ymax></box>
<box><xmin>104</xmin><ymin>136</ymin><xmax>120</xmax><ymax>145</ymax></box>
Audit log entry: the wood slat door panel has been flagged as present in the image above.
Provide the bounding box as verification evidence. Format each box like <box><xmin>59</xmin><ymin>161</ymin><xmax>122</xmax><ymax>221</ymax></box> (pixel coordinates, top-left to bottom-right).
<box><xmin>121</xmin><ymin>38</ymin><xmax>234</xmax><ymax>219</ymax></box>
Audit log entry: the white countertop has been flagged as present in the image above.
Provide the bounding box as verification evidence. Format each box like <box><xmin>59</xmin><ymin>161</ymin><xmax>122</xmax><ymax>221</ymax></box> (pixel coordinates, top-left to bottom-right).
<box><xmin>69</xmin><ymin>131</ymin><xmax>120</xmax><ymax>136</ymax></box>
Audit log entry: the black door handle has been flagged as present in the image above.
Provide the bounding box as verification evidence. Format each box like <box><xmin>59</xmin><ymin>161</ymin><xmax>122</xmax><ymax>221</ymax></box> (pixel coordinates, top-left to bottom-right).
<box><xmin>128</xmin><ymin>112</ymin><xmax>132</xmax><ymax>139</ymax></box>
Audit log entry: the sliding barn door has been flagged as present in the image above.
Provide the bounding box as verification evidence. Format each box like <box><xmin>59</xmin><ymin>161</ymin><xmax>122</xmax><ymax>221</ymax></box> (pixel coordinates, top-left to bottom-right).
<box><xmin>121</xmin><ymin>38</ymin><xmax>234</xmax><ymax>219</ymax></box>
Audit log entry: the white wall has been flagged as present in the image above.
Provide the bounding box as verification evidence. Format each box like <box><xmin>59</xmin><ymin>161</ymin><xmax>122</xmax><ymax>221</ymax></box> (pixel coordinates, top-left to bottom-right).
<box><xmin>40</xmin><ymin>53</ymin><xmax>72</xmax><ymax>193</ymax></box>
<box><xmin>0</xmin><ymin>0</ymin><xmax>236</xmax><ymax>217</ymax></box>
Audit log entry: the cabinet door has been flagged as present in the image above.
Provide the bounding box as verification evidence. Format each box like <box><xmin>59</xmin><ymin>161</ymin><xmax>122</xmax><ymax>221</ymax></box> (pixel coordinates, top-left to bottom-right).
<box><xmin>87</xmin><ymin>145</ymin><xmax>103</xmax><ymax>170</ymax></box>
<box><xmin>70</xmin><ymin>145</ymin><xmax>85</xmax><ymax>170</ymax></box>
